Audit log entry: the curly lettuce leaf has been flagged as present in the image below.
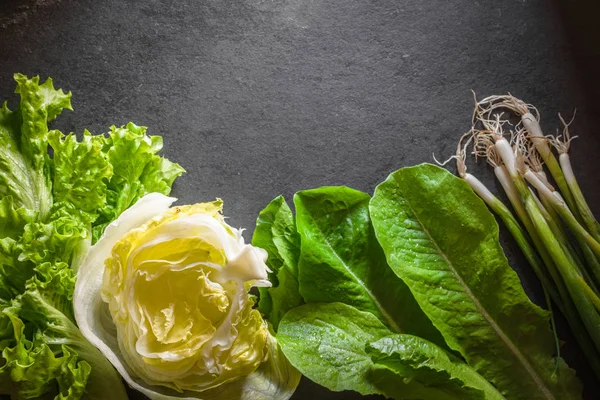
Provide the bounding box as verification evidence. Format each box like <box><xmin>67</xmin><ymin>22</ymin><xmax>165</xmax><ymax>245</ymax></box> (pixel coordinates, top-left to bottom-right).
<box><xmin>0</xmin><ymin>103</ymin><xmax>33</xmax><ymax>210</ymax></box>
<box><xmin>48</xmin><ymin>130</ymin><xmax>112</xmax><ymax>224</ymax></box>
<box><xmin>11</xmin><ymin>74</ymin><xmax>72</xmax><ymax>220</ymax></box>
<box><xmin>92</xmin><ymin>123</ymin><xmax>184</xmax><ymax>242</ymax></box>
<box><xmin>0</xmin><ymin>74</ymin><xmax>187</xmax><ymax>399</ymax></box>
<box><xmin>0</xmin><ymin>262</ymin><xmax>126</xmax><ymax>400</ymax></box>
<box><xmin>139</xmin><ymin>156</ymin><xmax>185</xmax><ymax>195</ymax></box>
<box><xmin>0</xmin><ymin>240</ymin><xmax>33</xmax><ymax>305</ymax></box>
<box><xmin>369</xmin><ymin>164</ymin><xmax>582</xmax><ymax>400</ymax></box>
<box><xmin>0</xmin><ymin>197</ymin><xmax>36</xmax><ymax>304</ymax></box>
<box><xmin>0</xmin><ymin>197</ymin><xmax>36</xmax><ymax>240</ymax></box>
<box><xmin>0</xmin><ymin>326</ymin><xmax>90</xmax><ymax>400</ymax></box>
<box><xmin>18</xmin><ymin>214</ymin><xmax>90</xmax><ymax>267</ymax></box>
<box><xmin>252</xmin><ymin>196</ymin><xmax>303</xmax><ymax>330</ymax></box>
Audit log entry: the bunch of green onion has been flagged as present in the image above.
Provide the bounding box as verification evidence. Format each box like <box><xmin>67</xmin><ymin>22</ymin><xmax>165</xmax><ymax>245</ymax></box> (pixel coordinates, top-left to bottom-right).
<box><xmin>453</xmin><ymin>95</ymin><xmax>600</xmax><ymax>378</ymax></box>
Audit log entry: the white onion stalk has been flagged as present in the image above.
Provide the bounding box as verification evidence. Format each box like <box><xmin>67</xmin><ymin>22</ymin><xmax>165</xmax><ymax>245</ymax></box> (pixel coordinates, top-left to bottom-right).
<box><xmin>524</xmin><ymin>168</ymin><xmax>600</xmax><ymax>274</ymax></box>
<box><xmin>552</xmin><ymin>113</ymin><xmax>600</xmax><ymax>242</ymax></box>
<box><xmin>524</xmin><ymin>169</ymin><xmax>600</xmax><ymax>253</ymax></box>
<box><xmin>477</xmin><ymin>94</ymin><xmax>580</xmax><ymax>222</ymax></box>
<box><xmin>454</xmin><ymin>133</ymin><xmax>562</xmax><ymax>309</ymax></box>
<box><xmin>469</xmin><ymin>94</ymin><xmax>600</xmax><ymax>376</ymax></box>
<box><xmin>526</xmin><ymin>119</ymin><xmax>600</xmax><ymax>285</ymax></box>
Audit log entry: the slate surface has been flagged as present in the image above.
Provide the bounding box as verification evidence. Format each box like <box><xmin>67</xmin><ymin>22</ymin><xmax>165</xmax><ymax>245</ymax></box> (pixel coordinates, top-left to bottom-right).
<box><xmin>1</xmin><ymin>0</ymin><xmax>600</xmax><ymax>399</ymax></box>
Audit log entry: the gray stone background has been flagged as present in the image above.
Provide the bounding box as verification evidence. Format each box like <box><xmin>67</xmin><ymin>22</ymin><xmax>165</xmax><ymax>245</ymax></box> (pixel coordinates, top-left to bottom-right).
<box><xmin>1</xmin><ymin>0</ymin><xmax>599</xmax><ymax>398</ymax></box>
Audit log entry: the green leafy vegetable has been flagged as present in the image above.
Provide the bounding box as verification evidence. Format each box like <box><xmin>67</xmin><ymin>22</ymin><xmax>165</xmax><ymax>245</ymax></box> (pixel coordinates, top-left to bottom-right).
<box><xmin>18</xmin><ymin>213</ymin><xmax>89</xmax><ymax>267</ymax></box>
<box><xmin>0</xmin><ymin>262</ymin><xmax>124</xmax><ymax>399</ymax></box>
<box><xmin>252</xmin><ymin>195</ymin><xmax>303</xmax><ymax>330</ymax></box>
<box><xmin>369</xmin><ymin>164</ymin><xmax>581</xmax><ymax>400</ymax></box>
<box><xmin>278</xmin><ymin>302</ymin><xmax>390</xmax><ymax>395</ymax></box>
<box><xmin>278</xmin><ymin>302</ymin><xmax>504</xmax><ymax>400</ymax></box>
<box><xmin>257</xmin><ymin>186</ymin><xmax>517</xmax><ymax>399</ymax></box>
<box><xmin>1</xmin><ymin>74</ymin><xmax>71</xmax><ymax>220</ymax></box>
<box><xmin>92</xmin><ymin>123</ymin><xmax>185</xmax><ymax>242</ymax></box>
<box><xmin>0</xmin><ymin>197</ymin><xmax>36</xmax><ymax>303</ymax></box>
<box><xmin>260</xmin><ymin>165</ymin><xmax>582</xmax><ymax>399</ymax></box>
<box><xmin>0</xmin><ymin>73</ymin><xmax>184</xmax><ymax>399</ymax></box>
<box><xmin>49</xmin><ymin>130</ymin><xmax>112</xmax><ymax>224</ymax></box>
<box><xmin>367</xmin><ymin>335</ymin><xmax>503</xmax><ymax>400</ymax></box>
<box><xmin>0</xmin><ymin>195</ymin><xmax>36</xmax><ymax>240</ymax></box>
<box><xmin>293</xmin><ymin>186</ymin><xmax>443</xmax><ymax>344</ymax></box>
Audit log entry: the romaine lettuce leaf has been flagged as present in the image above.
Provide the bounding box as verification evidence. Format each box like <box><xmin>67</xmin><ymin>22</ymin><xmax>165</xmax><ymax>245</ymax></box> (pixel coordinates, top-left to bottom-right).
<box><xmin>369</xmin><ymin>164</ymin><xmax>582</xmax><ymax>400</ymax></box>
<box><xmin>293</xmin><ymin>186</ymin><xmax>445</xmax><ymax>346</ymax></box>
<box><xmin>366</xmin><ymin>335</ymin><xmax>502</xmax><ymax>400</ymax></box>
<box><xmin>252</xmin><ymin>195</ymin><xmax>303</xmax><ymax>331</ymax></box>
<box><xmin>278</xmin><ymin>302</ymin><xmax>504</xmax><ymax>400</ymax></box>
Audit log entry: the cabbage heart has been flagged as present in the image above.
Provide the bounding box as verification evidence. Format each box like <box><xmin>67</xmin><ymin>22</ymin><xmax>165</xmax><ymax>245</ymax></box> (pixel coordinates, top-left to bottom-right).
<box><xmin>74</xmin><ymin>193</ymin><xmax>300</xmax><ymax>399</ymax></box>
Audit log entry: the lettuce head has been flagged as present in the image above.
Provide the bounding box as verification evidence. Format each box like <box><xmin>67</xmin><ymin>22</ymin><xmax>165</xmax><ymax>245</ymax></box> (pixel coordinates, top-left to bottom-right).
<box><xmin>74</xmin><ymin>193</ymin><xmax>300</xmax><ymax>399</ymax></box>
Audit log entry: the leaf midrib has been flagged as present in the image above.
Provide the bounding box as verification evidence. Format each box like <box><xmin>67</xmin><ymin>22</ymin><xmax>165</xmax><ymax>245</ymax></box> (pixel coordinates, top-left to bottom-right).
<box><xmin>304</xmin><ymin>212</ymin><xmax>402</xmax><ymax>333</ymax></box>
<box><xmin>400</xmin><ymin>181</ymin><xmax>554</xmax><ymax>400</ymax></box>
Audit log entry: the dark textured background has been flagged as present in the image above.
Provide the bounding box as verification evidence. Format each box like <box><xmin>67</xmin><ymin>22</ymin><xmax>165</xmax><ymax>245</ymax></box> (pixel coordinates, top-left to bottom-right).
<box><xmin>1</xmin><ymin>0</ymin><xmax>599</xmax><ymax>398</ymax></box>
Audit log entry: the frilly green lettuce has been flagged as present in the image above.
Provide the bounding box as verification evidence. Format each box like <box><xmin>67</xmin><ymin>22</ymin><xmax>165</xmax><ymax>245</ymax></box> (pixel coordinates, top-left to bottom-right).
<box><xmin>91</xmin><ymin>123</ymin><xmax>185</xmax><ymax>243</ymax></box>
<box><xmin>1</xmin><ymin>74</ymin><xmax>184</xmax><ymax>399</ymax></box>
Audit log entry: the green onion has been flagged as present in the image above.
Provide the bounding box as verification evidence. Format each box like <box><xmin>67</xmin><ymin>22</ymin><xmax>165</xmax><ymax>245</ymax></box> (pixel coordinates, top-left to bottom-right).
<box><xmin>454</xmin><ymin>95</ymin><xmax>600</xmax><ymax>379</ymax></box>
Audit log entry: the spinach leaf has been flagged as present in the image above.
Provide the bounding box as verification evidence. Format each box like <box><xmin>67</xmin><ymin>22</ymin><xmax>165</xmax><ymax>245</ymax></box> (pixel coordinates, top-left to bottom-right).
<box><xmin>252</xmin><ymin>195</ymin><xmax>303</xmax><ymax>331</ymax></box>
<box><xmin>369</xmin><ymin>164</ymin><xmax>581</xmax><ymax>400</ymax></box>
<box><xmin>294</xmin><ymin>186</ymin><xmax>443</xmax><ymax>344</ymax></box>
